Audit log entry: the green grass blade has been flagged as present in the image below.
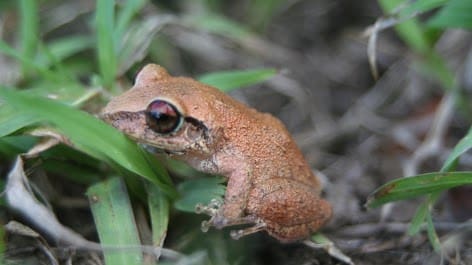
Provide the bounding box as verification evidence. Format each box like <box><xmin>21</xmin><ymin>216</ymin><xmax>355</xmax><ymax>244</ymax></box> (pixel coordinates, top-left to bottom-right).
<box><xmin>43</xmin><ymin>160</ymin><xmax>102</xmax><ymax>185</ymax></box>
<box><xmin>420</xmin><ymin>53</ymin><xmax>456</xmax><ymax>89</ymax></box>
<box><xmin>407</xmin><ymin>201</ymin><xmax>429</xmax><ymax>236</ymax></box>
<box><xmin>247</xmin><ymin>0</ymin><xmax>284</xmax><ymax>30</ymax></box>
<box><xmin>378</xmin><ymin>0</ymin><xmax>432</xmax><ymax>53</ymax></box>
<box><xmin>117</xmin><ymin>16</ymin><xmax>173</xmax><ymax>75</ymax></box>
<box><xmin>87</xmin><ymin>177</ymin><xmax>143</xmax><ymax>265</ymax></box>
<box><xmin>0</xmin><ymin>224</ymin><xmax>4</xmax><ymax>264</ymax></box>
<box><xmin>0</xmin><ymin>104</ymin><xmax>40</xmax><ymax>137</ymax></box>
<box><xmin>366</xmin><ymin>171</ymin><xmax>472</xmax><ymax>208</ymax></box>
<box><xmin>426</xmin><ymin>211</ymin><xmax>442</xmax><ymax>252</ymax></box>
<box><xmin>96</xmin><ymin>0</ymin><xmax>117</xmax><ymax>90</ymax></box>
<box><xmin>147</xmin><ymin>183</ymin><xmax>169</xmax><ymax>250</ymax></box>
<box><xmin>37</xmin><ymin>36</ymin><xmax>94</xmax><ymax>67</ymax></box>
<box><xmin>19</xmin><ymin>0</ymin><xmax>39</xmax><ymax>76</ymax></box>
<box><xmin>441</xmin><ymin>126</ymin><xmax>472</xmax><ymax>172</ymax></box>
<box><xmin>400</xmin><ymin>0</ymin><xmax>448</xmax><ymax>17</ymax></box>
<box><xmin>0</xmin><ymin>136</ymin><xmax>37</xmax><ymax>157</ymax></box>
<box><xmin>189</xmin><ymin>14</ymin><xmax>251</xmax><ymax>39</ymax></box>
<box><xmin>378</xmin><ymin>0</ymin><xmax>456</xmax><ymax>90</ymax></box>
<box><xmin>198</xmin><ymin>68</ymin><xmax>276</xmax><ymax>92</ymax></box>
<box><xmin>175</xmin><ymin>177</ymin><xmax>226</xmax><ymax>212</ymax></box>
<box><xmin>0</xmin><ymin>42</ymin><xmax>64</xmax><ymax>82</ymax></box>
<box><xmin>428</xmin><ymin>0</ymin><xmax>472</xmax><ymax>29</ymax></box>
<box><xmin>115</xmin><ymin>0</ymin><xmax>147</xmax><ymax>41</ymax></box>
<box><xmin>0</xmin><ymin>89</ymin><xmax>176</xmax><ymax>197</ymax></box>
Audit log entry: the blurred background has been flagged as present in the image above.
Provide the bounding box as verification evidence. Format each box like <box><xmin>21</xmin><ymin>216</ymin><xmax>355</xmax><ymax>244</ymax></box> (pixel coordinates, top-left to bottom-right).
<box><xmin>0</xmin><ymin>0</ymin><xmax>471</xmax><ymax>264</ymax></box>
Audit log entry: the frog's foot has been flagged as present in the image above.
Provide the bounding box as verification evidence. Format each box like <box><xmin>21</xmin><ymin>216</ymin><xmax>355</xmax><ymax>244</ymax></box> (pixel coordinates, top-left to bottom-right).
<box><xmin>195</xmin><ymin>199</ymin><xmax>264</xmax><ymax>238</ymax></box>
<box><xmin>195</xmin><ymin>199</ymin><xmax>222</xmax><ymax>216</ymax></box>
<box><xmin>195</xmin><ymin>199</ymin><xmax>225</xmax><ymax>232</ymax></box>
<box><xmin>230</xmin><ymin>219</ymin><xmax>267</xmax><ymax>240</ymax></box>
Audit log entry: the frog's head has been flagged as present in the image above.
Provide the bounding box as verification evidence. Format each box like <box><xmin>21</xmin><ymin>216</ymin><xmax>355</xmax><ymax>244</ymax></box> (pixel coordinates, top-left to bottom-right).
<box><xmin>101</xmin><ymin>64</ymin><xmax>226</xmax><ymax>156</ymax></box>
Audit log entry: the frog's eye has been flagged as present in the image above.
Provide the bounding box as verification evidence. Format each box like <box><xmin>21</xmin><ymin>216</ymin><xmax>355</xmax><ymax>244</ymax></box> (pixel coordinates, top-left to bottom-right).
<box><xmin>145</xmin><ymin>100</ymin><xmax>183</xmax><ymax>134</ymax></box>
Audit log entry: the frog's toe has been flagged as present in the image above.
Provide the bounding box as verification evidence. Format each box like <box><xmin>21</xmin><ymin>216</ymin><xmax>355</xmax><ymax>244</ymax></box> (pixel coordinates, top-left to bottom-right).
<box><xmin>199</xmin><ymin>212</ymin><xmax>227</xmax><ymax>231</ymax></box>
<box><xmin>195</xmin><ymin>198</ymin><xmax>223</xmax><ymax>215</ymax></box>
<box><xmin>200</xmin><ymin>219</ymin><xmax>212</xmax><ymax>232</ymax></box>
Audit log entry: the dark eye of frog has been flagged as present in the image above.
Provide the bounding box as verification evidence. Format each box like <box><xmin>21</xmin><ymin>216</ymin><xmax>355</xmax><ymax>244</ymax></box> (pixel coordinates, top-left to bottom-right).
<box><xmin>145</xmin><ymin>99</ymin><xmax>183</xmax><ymax>134</ymax></box>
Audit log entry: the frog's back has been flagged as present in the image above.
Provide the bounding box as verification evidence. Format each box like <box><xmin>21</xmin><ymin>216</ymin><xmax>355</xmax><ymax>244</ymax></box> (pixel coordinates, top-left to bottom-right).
<box><xmin>229</xmin><ymin>107</ymin><xmax>321</xmax><ymax>191</ymax></box>
<box><xmin>161</xmin><ymin>74</ymin><xmax>320</xmax><ymax>191</ymax></box>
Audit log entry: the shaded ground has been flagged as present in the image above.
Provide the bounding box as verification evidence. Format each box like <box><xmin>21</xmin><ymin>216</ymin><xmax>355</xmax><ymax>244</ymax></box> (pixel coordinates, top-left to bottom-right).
<box><xmin>1</xmin><ymin>0</ymin><xmax>472</xmax><ymax>264</ymax></box>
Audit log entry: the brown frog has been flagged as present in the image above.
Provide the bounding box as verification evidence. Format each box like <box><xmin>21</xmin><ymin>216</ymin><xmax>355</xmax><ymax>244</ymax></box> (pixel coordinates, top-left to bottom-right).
<box><xmin>101</xmin><ymin>64</ymin><xmax>332</xmax><ymax>242</ymax></box>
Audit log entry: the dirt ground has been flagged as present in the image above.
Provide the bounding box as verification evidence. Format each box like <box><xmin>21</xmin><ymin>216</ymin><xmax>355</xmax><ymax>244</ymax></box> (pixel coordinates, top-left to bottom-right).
<box><xmin>2</xmin><ymin>0</ymin><xmax>472</xmax><ymax>264</ymax></box>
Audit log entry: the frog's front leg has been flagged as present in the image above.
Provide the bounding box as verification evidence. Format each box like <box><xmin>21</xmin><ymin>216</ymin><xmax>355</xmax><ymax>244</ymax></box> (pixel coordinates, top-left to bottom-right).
<box><xmin>196</xmin><ymin>161</ymin><xmax>259</xmax><ymax>232</ymax></box>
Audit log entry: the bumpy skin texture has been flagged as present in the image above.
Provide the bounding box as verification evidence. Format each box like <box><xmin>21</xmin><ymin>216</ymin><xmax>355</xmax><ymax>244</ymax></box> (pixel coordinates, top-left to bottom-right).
<box><xmin>101</xmin><ymin>64</ymin><xmax>332</xmax><ymax>242</ymax></box>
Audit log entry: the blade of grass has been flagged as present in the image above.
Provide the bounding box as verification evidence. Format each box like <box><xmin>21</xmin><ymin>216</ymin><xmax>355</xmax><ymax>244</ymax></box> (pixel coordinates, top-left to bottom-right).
<box><xmin>426</xmin><ymin>210</ymin><xmax>442</xmax><ymax>252</ymax></box>
<box><xmin>0</xmin><ymin>136</ymin><xmax>37</xmax><ymax>157</ymax></box>
<box><xmin>36</xmin><ymin>35</ymin><xmax>94</xmax><ymax>67</ymax></box>
<box><xmin>308</xmin><ymin>233</ymin><xmax>354</xmax><ymax>265</ymax></box>
<box><xmin>399</xmin><ymin>0</ymin><xmax>448</xmax><ymax>18</ymax></box>
<box><xmin>408</xmin><ymin>125</ymin><xmax>472</xmax><ymax>236</ymax></box>
<box><xmin>366</xmin><ymin>171</ymin><xmax>472</xmax><ymax>208</ymax></box>
<box><xmin>441</xmin><ymin>126</ymin><xmax>472</xmax><ymax>172</ymax></box>
<box><xmin>428</xmin><ymin>0</ymin><xmax>472</xmax><ymax>29</ymax></box>
<box><xmin>87</xmin><ymin>177</ymin><xmax>143</xmax><ymax>265</ymax></box>
<box><xmin>19</xmin><ymin>0</ymin><xmax>39</xmax><ymax>76</ymax></box>
<box><xmin>117</xmin><ymin>16</ymin><xmax>174</xmax><ymax>75</ymax></box>
<box><xmin>147</xmin><ymin>183</ymin><xmax>169</xmax><ymax>252</ymax></box>
<box><xmin>43</xmin><ymin>160</ymin><xmax>102</xmax><ymax>185</ymax></box>
<box><xmin>36</xmin><ymin>43</ymin><xmax>77</xmax><ymax>82</ymax></box>
<box><xmin>0</xmin><ymin>224</ymin><xmax>4</xmax><ymax>263</ymax></box>
<box><xmin>409</xmin><ymin>190</ymin><xmax>442</xmax><ymax>232</ymax></box>
<box><xmin>0</xmin><ymin>42</ymin><xmax>65</xmax><ymax>82</ymax></box>
<box><xmin>188</xmin><ymin>14</ymin><xmax>251</xmax><ymax>39</ymax></box>
<box><xmin>407</xmin><ymin>201</ymin><xmax>429</xmax><ymax>235</ymax></box>
<box><xmin>378</xmin><ymin>0</ymin><xmax>456</xmax><ymax>90</ymax></box>
<box><xmin>247</xmin><ymin>0</ymin><xmax>284</xmax><ymax>31</ymax></box>
<box><xmin>378</xmin><ymin>0</ymin><xmax>432</xmax><ymax>53</ymax></box>
<box><xmin>174</xmin><ymin>177</ymin><xmax>226</xmax><ymax>212</ymax></box>
<box><xmin>41</xmin><ymin>144</ymin><xmax>101</xmax><ymax>168</ymax></box>
<box><xmin>420</xmin><ymin>53</ymin><xmax>456</xmax><ymax>90</ymax></box>
<box><xmin>406</xmin><ymin>123</ymin><xmax>472</xmax><ymax>237</ymax></box>
<box><xmin>0</xmin><ymin>88</ymin><xmax>176</xmax><ymax>197</ymax></box>
<box><xmin>198</xmin><ymin>68</ymin><xmax>276</xmax><ymax>92</ymax></box>
<box><xmin>115</xmin><ymin>0</ymin><xmax>147</xmax><ymax>41</ymax></box>
<box><xmin>96</xmin><ymin>0</ymin><xmax>117</xmax><ymax>90</ymax></box>
<box><xmin>0</xmin><ymin>104</ymin><xmax>40</xmax><ymax>137</ymax></box>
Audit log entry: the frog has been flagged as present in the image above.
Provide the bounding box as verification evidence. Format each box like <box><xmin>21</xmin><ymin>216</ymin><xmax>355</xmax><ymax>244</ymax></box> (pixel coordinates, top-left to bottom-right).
<box><xmin>101</xmin><ymin>64</ymin><xmax>332</xmax><ymax>242</ymax></box>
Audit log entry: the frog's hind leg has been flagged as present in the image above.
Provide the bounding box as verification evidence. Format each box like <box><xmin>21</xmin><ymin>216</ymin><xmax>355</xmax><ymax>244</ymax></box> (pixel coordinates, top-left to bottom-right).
<box><xmin>246</xmin><ymin>177</ymin><xmax>332</xmax><ymax>242</ymax></box>
<box><xmin>230</xmin><ymin>219</ymin><xmax>267</xmax><ymax>240</ymax></box>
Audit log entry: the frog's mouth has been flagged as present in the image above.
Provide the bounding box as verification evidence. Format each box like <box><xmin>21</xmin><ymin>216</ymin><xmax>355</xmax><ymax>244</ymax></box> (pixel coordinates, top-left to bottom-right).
<box><xmin>100</xmin><ymin>111</ymin><xmax>147</xmax><ymax>137</ymax></box>
<box><xmin>139</xmin><ymin>144</ymin><xmax>184</xmax><ymax>156</ymax></box>
<box><xmin>141</xmin><ymin>116</ymin><xmax>211</xmax><ymax>155</ymax></box>
<box><xmin>101</xmin><ymin>111</ymin><xmax>210</xmax><ymax>155</ymax></box>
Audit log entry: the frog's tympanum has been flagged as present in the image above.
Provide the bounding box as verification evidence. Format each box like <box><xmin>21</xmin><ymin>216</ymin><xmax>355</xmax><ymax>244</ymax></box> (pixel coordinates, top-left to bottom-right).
<box><xmin>101</xmin><ymin>64</ymin><xmax>332</xmax><ymax>242</ymax></box>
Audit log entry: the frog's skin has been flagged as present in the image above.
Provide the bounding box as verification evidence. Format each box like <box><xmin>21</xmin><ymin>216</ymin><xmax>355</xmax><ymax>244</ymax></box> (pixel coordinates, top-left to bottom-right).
<box><xmin>101</xmin><ymin>64</ymin><xmax>332</xmax><ymax>242</ymax></box>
